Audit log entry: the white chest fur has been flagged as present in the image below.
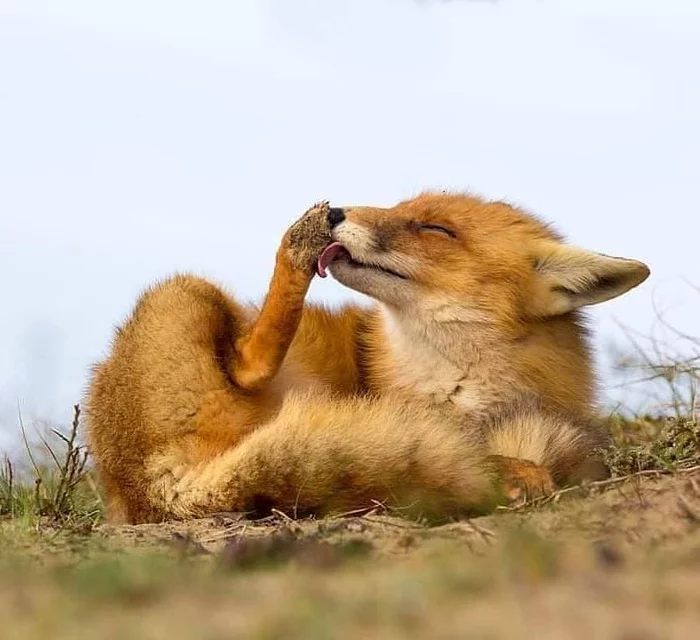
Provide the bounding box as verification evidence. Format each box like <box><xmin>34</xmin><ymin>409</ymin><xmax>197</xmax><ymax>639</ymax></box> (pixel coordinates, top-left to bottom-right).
<box><xmin>380</xmin><ymin>307</ymin><xmax>497</xmax><ymax>412</ymax></box>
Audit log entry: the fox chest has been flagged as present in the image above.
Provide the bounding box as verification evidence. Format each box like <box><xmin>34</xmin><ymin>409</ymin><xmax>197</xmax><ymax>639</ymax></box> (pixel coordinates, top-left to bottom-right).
<box><xmin>380</xmin><ymin>340</ymin><xmax>492</xmax><ymax>413</ymax></box>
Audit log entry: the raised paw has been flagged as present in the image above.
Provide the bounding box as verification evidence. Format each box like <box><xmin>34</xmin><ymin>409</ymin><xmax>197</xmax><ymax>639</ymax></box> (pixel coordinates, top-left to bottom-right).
<box><xmin>488</xmin><ymin>454</ymin><xmax>555</xmax><ymax>506</ymax></box>
<box><xmin>283</xmin><ymin>200</ymin><xmax>333</xmax><ymax>273</ymax></box>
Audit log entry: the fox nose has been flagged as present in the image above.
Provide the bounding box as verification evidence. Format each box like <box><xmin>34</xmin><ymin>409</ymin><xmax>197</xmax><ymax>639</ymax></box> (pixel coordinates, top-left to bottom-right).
<box><xmin>327</xmin><ymin>207</ymin><xmax>345</xmax><ymax>229</ymax></box>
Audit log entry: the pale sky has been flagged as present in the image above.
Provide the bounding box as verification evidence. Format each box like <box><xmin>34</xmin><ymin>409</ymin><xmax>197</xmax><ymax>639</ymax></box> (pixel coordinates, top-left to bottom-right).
<box><xmin>1</xmin><ymin>0</ymin><xmax>699</xmax><ymax>451</ymax></box>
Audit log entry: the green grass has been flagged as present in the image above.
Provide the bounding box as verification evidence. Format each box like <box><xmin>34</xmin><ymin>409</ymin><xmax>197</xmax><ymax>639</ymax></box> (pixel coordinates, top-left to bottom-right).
<box><xmin>1</xmin><ymin>405</ymin><xmax>103</xmax><ymax>531</ymax></box>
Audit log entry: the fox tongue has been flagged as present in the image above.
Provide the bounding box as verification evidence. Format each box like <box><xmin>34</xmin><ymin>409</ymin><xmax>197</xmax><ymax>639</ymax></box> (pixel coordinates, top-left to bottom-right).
<box><xmin>316</xmin><ymin>242</ymin><xmax>345</xmax><ymax>278</ymax></box>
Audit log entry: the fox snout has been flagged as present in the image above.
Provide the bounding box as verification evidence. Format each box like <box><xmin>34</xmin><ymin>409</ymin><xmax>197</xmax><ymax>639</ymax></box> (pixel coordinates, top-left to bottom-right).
<box><xmin>327</xmin><ymin>208</ymin><xmax>383</xmax><ymax>256</ymax></box>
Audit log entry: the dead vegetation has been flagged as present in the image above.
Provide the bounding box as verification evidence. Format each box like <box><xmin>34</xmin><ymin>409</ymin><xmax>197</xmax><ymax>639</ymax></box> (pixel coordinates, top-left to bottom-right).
<box><xmin>1</xmin><ymin>404</ymin><xmax>102</xmax><ymax>530</ymax></box>
<box><xmin>611</xmin><ymin>281</ymin><xmax>700</xmax><ymax>421</ymax></box>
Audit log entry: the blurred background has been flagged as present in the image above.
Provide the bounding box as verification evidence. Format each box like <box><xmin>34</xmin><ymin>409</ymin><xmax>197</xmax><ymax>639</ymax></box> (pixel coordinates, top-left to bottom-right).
<box><xmin>1</xmin><ymin>0</ymin><xmax>698</xmax><ymax>452</ymax></box>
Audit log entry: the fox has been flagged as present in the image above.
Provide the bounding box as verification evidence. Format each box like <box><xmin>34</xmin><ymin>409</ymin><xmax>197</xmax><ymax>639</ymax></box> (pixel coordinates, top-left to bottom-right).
<box><xmin>84</xmin><ymin>193</ymin><xmax>650</xmax><ymax>525</ymax></box>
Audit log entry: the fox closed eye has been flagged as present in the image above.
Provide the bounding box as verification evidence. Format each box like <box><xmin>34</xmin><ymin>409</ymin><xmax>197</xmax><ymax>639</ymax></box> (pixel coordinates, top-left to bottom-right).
<box><xmin>417</xmin><ymin>223</ymin><xmax>456</xmax><ymax>239</ymax></box>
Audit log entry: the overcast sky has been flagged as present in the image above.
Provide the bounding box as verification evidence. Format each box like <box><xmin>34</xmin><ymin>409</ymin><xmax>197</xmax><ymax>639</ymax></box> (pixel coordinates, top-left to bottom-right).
<box><xmin>1</xmin><ymin>0</ymin><xmax>699</xmax><ymax>451</ymax></box>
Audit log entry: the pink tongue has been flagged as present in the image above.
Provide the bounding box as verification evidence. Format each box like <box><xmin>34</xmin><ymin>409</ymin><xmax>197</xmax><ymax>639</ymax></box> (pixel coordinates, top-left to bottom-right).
<box><xmin>316</xmin><ymin>242</ymin><xmax>345</xmax><ymax>278</ymax></box>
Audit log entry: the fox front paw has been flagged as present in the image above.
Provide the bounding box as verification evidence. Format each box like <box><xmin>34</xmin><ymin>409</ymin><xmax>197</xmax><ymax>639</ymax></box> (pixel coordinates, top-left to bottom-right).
<box><xmin>488</xmin><ymin>454</ymin><xmax>555</xmax><ymax>505</ymax></box>
<box><xmin>283</xmin><ymin>201</ymin><xmax>333</xmax><ymax>273</ymax></box>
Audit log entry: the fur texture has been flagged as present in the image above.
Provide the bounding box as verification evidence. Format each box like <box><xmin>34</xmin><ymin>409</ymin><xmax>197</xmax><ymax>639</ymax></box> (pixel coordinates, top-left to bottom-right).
<box><xmin>84</xmin><ymin>194</ymin><xmax>650</xmax><ymax>523</ymax></box>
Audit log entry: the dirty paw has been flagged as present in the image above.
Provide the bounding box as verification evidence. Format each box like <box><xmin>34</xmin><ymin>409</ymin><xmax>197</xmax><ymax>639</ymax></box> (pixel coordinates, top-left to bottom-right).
<box><xmin>283</xmin><ymin>200</ymin><xmax>333</xmax><ymax>272</ymax></box>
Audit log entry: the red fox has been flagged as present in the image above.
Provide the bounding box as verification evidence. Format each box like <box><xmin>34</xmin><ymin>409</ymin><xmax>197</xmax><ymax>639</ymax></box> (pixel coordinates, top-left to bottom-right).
<box><xmin>84</xmin><ymin>193</ymin><xmax>650</xmax><ymax>524</ymax></box>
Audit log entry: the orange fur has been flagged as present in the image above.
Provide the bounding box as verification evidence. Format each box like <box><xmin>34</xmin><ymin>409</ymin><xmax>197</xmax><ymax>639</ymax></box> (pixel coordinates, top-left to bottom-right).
<box><xmin>84</xmin><ymin>195</ymin><xmax>650</xmax><ymax>524</ymax></box>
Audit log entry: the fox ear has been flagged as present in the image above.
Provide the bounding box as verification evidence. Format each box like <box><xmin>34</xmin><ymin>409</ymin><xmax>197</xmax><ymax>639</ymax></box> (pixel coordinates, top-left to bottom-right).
<box><xmin>529</xmin><ymin>243</ymin><xmax>650</xmax><ymax>317</ymax></box>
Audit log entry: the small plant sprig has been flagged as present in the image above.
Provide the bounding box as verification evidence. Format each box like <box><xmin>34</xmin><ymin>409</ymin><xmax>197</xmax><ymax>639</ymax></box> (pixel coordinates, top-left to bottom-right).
<box><xmin>3</xmin><ymin>404</ymin><xmax>102</xmax><ymax>528</ymax></box>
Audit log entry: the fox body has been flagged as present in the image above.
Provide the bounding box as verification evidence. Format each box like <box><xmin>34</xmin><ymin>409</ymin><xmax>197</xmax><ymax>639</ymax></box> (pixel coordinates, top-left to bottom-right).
<box><xmin>85</xmin><ymin>193</ymin><xmax>650</xmax><ymax>524</ymax></box>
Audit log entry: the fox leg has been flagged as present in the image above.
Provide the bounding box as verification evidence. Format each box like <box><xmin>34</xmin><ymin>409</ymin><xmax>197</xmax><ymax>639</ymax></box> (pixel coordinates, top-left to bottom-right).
<box><xmin>85</xmin><ymin>201</ymin><xmax>335</xmax><ymax>523</ymax></box>
<box><xmin>231</xmin><ymin>201</ymin><xmax>332</xmax><ymax>392</ymax></box>
<box><xmin>145</xmin><ymin>391</ymin><xmax>502</xmax><ymax>523</ymax></box>
<box><xmin>482</xmin><ymin>395</ymin><xmax>608</xmax><ymax>502</ymax></box>
<box><xmin>487</xmin><ymin>455</ymin><xmax>555</xmax><ymax>503</ymax></box>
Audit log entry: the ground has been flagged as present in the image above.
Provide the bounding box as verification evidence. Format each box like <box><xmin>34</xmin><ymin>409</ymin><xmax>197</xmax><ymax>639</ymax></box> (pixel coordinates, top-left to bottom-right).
<box><xmin>2</xmin><ymin>448</ymin><xmax>700</xmax><ymax>640</ymax></box>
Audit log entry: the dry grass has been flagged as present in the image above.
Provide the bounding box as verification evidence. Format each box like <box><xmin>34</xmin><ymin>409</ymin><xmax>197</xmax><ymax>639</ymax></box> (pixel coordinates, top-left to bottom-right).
<box><xmin>611</xmin><ymin>281</ymin><xmax>700</xmax><ymax>421</ymax></box>
<box><xmin>1</xmin><ymin>404</ymin><xmax>102</xmax><ymax>531</ymax></box>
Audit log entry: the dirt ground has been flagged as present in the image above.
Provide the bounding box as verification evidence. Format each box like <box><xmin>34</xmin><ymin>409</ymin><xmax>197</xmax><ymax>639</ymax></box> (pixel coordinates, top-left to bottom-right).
<box><xmin>2</xmin><ymin>468</ymin><xmax>700</xmax><ymax>640</ymax></box>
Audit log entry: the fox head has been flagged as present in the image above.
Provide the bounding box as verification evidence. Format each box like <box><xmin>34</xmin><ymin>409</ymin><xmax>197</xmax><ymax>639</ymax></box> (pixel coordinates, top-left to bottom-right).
<box><xmin>323</xmin><ymin>192</ymin><xmax>650</xmax><ymax>328</ymax></box>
